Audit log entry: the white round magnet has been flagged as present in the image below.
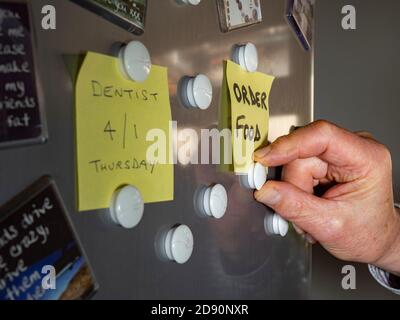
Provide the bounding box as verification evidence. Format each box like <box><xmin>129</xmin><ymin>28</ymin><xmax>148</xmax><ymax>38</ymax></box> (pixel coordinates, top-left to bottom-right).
<box><xmin>208</xmin><ymin>184</ymin><xmax>228</xmax><ymax>219</ymax></box>
<box><xmin>109</xmin><ymin>185</ymin><xmax>144</xmax><ymax>229</ymax></box>
<box><xmin>239</xmin><ymin>163</ymin><xmax>268</xmax><ymax>191</ymax></box>
<box><xmin>193</xmin><ymin>74</ymin><xmax>213</xmax><ymax>109</ymax></box>
<box><xmin>119</xmin><ymin>41</ymin><xmax>152</xmax><ymax>82</ymax></box>
<box><xmin>178</xmin><ymin>0</ymin><xmax>201</xmax><ymax>5</ymax></box>
<box><xmin>232</xmin><ymin>43</ymin><xmax>259</xmax><ymax>72</ymax></box>
<box><xmin>180</xmin><ymin>74</ymin><xmax>213</xmax><ymax>110</ymax></box>
<box><xmin>164</xmin><ymin>225</ymin><xmax>194</xmax><ymax>264</ymax></box>
<box><xmin>253</xmin><ymin>163</ymin><xmax>268</xmax><ymax>191</ymax></box>
<box><xmin>264</xmin><ymin>213</ymin><xmax>289</xmax><ymax>237</ymax></box>
<box><xmin>196</xmin><ymin>184</ymin><xmax>228</xmax><ymax>219</ymax></box>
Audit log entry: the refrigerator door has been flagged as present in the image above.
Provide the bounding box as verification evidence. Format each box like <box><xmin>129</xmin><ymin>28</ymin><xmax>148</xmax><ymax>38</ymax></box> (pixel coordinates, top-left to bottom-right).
<box><xmin>0</xmin><ymin>0</ymin><xmax>313</xmax><ymax>299</ymax></box>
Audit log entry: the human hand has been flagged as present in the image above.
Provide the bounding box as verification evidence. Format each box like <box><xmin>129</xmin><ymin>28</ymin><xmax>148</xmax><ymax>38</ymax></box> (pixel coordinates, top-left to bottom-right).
<box><xmin>254</xmin><ymin>120</ymin><xmax>400</xmax><ymax>275</ymax></box>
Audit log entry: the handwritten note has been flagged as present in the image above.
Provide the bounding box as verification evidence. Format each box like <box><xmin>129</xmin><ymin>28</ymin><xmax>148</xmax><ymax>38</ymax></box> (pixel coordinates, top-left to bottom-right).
<box><xmin>219</xmin><ymin>60</ymin><xmax>274</xmax><ymax>173</ymax></box>
<box><xmin>0</xmin><ymin>177</ymin><xmax>97</xmax><ymax>300</ymax></box>
<box><xmin>0</xmin><ymin>2</ymin><xmax>46</xmax><ymax>148</ymax></box>
<box><xmin>75</xmin><ymin>52</ymin><xmax>173</xmax><ymax>212</ymax></box>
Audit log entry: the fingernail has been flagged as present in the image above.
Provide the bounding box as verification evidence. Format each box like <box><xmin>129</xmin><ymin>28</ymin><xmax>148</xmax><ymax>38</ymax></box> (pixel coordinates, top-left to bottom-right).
<box><xmin>253</xmin><ymin>146</ymin><xmax>272</xmax><ymax>161</ymax></box>
<box><xmin>255</xmin><ymin>186</ymin><xmax>281</xmax><ymax>206</ymax></box>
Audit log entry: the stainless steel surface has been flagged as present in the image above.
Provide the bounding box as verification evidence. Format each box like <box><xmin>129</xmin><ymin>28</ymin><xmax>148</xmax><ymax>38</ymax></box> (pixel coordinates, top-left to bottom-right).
<box><xmin>313</xmin><ymin>0</ymin><xmax>400</xmax><ymax>300</ymax></box>
<box><xmin>0</xmin><ymin>0</ymin><xmax>313</xmax><ymax>299</ymax></box>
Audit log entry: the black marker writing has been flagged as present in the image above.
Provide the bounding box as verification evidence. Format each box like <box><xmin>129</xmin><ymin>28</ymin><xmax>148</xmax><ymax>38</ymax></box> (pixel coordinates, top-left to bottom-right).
<box><xmin>89</xmin><ymin>158</ymin><xmax>156</xmax><ymax>174</ymax></box>
<box><xmin>233</xmin><ymin>83</ymin><xmax>268</xmax><ymax>111</ymax></box>
<box><xmin>91</xmin><ymin>80</ymin><xmax>159</xmax><ymax>102</ymax></box>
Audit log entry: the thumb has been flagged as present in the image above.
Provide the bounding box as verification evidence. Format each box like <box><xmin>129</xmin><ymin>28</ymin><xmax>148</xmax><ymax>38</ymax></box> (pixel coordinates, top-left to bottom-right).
<box><xmin>255</xmin><ymin>180</ymin><xmax>340</xmax><ymax>241</ymax></box>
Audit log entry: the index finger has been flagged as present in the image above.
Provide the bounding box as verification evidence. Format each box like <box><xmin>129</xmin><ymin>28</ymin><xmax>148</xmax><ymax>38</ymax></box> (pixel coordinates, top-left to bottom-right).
<box><xmin>254</xmin><ymin>120</ymin><xmax>368</xmax><ymax>168</ymax></box>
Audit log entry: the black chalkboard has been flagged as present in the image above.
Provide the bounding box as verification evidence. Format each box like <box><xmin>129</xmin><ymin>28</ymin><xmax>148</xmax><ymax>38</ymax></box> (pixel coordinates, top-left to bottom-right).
<box><xmin>0</xmin><ymin>177</ymin><xmax>97</xmax><ymax>300</ymax></box>
<box><xmin>0</xmin><ymin>2</ymin><xmax>47</xmax><ymax>148</ymax></box>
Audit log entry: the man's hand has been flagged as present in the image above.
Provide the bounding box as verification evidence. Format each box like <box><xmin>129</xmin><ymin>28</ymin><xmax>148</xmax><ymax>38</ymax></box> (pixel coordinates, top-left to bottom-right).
<box><xmin>254</xmin><ymin>120</ymin><xmax>400</xmax><ymax>275</ymax></box>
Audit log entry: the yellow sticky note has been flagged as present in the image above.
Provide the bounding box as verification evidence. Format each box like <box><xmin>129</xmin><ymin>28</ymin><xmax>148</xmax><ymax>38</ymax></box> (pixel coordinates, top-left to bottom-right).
<box><xmin>75</xmin><ymin>52</ymin><xmax>174</xmax><ymax>211</ymax></box>
<box><xmin>224</xmin><ymin>60</ymin><xmax>275</xmax><ymax>174</ymax></box>
<box><xmin>218</xmin><ymin>61</ymin><xmax>234</xmax><ymax>172</ymax></box>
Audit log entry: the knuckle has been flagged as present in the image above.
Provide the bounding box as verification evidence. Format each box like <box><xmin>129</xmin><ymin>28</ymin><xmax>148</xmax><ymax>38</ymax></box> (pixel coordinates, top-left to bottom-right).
<box><xmin>379</xmin><ymin>144</ymin><xmax>392</xmax><ymax>163</ymax></box>
<box><xmin>293</xmin><ymin>200</ymin><xmax>305</xmax><ymax>218</ymax></box>
<box><xmin>285</xmin><ymin>198</ymin><xmax>306</xmax><ymax>220</ymax></box>
<box><xmin>358</xmin><ymin>131</ymin><xmax>374</xmax><ymax>139</ymax></box>
<box><xmin>293</xmin><ymin>198</ymin><xmax>305</xmax><ymax>213</ymax></box>
<box><xmin>322</xmin><ymin>216</ymin><xmax>345</xmax><ymax>241</ymax></box>
<box><xmin>274</xmin><ymin>134</ymin><xmax>289</xmax><ymax>146</ymax></box>
<box><xmin>313</xmin><ymin>120</ymin><xmax>333</xmax><ymax>132</ymax></box>
<box><xmin>305</xmin><ymin>120</ymin><xmax>335</xmax><ymax>141</ymax></box>
<box><xmin>372</xmin><ymin>143</ymin><xmax>393</xmax><ymax>171</ymax></box>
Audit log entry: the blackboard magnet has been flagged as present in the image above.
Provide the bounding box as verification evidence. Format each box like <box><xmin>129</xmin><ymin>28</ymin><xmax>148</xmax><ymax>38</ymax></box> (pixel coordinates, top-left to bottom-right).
<box><xmin>0</xmin><ymin>2</ymin><xmax>48</xmax><ymax>150</ymax></box>
<box><xmin>69</xmin><ymin>0</ymin><xmax>147</xmax><ymax>35</ymax></box>
<box><xmin>0</xmin><ymin>176</ymin><xmax>98</xmax><ymax>300</ymax></box>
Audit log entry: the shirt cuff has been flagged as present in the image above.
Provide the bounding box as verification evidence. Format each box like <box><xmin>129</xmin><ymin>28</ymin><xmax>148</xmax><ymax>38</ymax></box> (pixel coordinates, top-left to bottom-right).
<box><xmin>369</xmin><ymin>265</ymin><xmax>400</xmax><ymax>295</ymax></box>
<box><xmin>369</xmin><ymin>204</ymin><xmax>400</xmax><ymax>294</ymax></box>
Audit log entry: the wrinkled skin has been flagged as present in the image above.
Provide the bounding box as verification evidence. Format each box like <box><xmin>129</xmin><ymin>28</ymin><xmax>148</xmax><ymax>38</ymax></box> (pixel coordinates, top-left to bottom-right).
<box><xmin>254</xmin><ymin>120</ymin><xmax>400</xmax><ymax>276</ymax></box>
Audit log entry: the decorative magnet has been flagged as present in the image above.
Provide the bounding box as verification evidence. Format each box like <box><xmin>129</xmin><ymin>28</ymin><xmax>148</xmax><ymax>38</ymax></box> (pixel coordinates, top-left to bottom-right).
<box><xmin>109</xmin><ymin>185</ymin><xmax>144</xmax><ymax>229</ymax></box>
<box><xmin>179</xmin><ymin>74</ymin><xmax>213</xmax><ymax>110</ymax></box>
<box><xmin>119</xmin><ymin>40</ymin><xmax>152</xmax><ymax>82</ymax></box>
<box><xmin>195</xmin><ymin>184</ymin><xmax>228</xmax><ymax>219</ymax></box>
<box><xmin>232</xmin><ymin>43</ymin><xmax>259</xmax><ymax>72</ymax></box>
<box><xmin>217</xmin><ymin>0</ymin><xmax>262</xmax><ymax>33</ymax></box>
<box><xmin>239</xmin><ymin>162</ymin><xmax>268</xmax><ymax>191</ymax></box>
<box><xmin>286</xmin><ymin>0</ymin><xmax>316</xmax><ymax>51</ymax></box>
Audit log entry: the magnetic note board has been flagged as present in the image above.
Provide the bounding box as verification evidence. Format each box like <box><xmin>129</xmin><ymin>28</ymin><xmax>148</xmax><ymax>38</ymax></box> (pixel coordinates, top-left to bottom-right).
<box><xmin>0</xmin><ymin>2</ymin><xmax>47</xmax><ymax>149</ymax></box>
<box><xmin>0</xmin><ymin>177</ymin><xmax>98</xmax><ymax>300</ymax></box>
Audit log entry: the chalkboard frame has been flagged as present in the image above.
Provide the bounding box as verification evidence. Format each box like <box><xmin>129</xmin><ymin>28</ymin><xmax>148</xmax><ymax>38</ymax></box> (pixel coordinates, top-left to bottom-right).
<box><xmin>0</xmin><ymin>1</ymin><xmax>48</xmax><ymax>150</ymax></box>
